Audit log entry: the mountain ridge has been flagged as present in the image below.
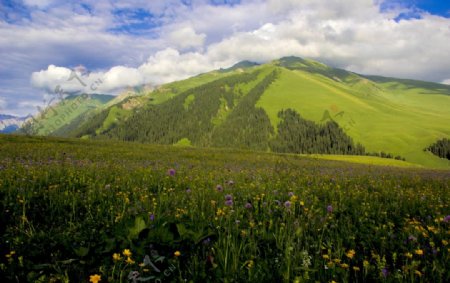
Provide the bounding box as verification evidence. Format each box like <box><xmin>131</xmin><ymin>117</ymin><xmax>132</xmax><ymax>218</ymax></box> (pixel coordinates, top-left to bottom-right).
<box><xmin>21</xmin><ymin>56</ymin><xmax>450</xmax><ymax>168</ymax></box>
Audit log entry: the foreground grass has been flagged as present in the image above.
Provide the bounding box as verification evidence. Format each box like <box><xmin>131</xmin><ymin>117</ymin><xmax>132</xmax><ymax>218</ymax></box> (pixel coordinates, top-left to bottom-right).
<box><xmin>0</xmin><ymin>135</ymin><xmax>449</xmax><ymax>282</ymax></box>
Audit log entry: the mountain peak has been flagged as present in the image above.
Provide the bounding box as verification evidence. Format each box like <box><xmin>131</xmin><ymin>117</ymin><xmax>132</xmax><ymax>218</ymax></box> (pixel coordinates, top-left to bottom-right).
<box><xmin>220</xmin><ymin>60</ymin><xmax>260</xmax><ymax>72</ymax></box>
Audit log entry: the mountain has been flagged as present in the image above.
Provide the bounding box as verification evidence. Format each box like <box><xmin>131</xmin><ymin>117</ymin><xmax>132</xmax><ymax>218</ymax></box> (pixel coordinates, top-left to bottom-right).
<box><xmin>28</xmin><ymin>57</ymin><xmax>450</xmax><ymax>168</ymax></box>
<box><xmin>220</xmin><ymin>60</ymin><xmax>260</xmax><ymax>72</ymax></box>
<box><xmin>0</xmin><ymin>114</ymin><xmax>28</xmax><ymax>133</ymax></box>
<box><xmin>20</xmin><ymin>93</ymin><xmax>116</xmax><ymax>136</ymax></box>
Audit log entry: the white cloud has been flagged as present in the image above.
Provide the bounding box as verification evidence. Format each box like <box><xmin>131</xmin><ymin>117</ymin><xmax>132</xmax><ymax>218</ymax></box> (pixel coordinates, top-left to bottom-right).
<box><xmin>166</xmin><ymin>26</ymin><xmax>206</xmax><ymax>49</ymax></box>
<box><xmin>23</xmin><ymin>0</ymin><xmax>55</xmax><ymax>9</ymax></box>
<box><xmin>101</xmin><ymin>66</ymin><xmax>144</xmax><ymax>91</ymax></box>
<box><xmin>31</xmin><ymin>65</ymin><xmax>146</xmax><ymax>94</ymax></box>
<box><xmin>442</xmin><ymin>79</ymin><xmax>450</xmax><ymax>85</ymax></box>
<box><xmin>138</xmin><ymin>48</ymin><xmax>212</xmax><ymax>84</ymax></box>
<box><xmin>0</xmin><ymin>98</ymin><xmax>6</xmax><ymax>110</ymax></box>
<box><xmin>31</xmin><ymin>65</ymin><xmax>73</xmax><ymax>92</ymax></box>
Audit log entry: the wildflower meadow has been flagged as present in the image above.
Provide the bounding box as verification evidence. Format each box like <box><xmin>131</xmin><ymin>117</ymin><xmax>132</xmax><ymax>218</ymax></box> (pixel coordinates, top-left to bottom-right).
<box><xmin>0</xmin><ymin>135</ymin><xmax>449</xmax><ymax>282</ymax></box>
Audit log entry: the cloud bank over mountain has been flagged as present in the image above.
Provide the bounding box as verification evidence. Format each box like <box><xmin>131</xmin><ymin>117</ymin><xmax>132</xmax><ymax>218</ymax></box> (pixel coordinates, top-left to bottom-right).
<box><xmin>1</xmin><ymin>0</ymin><xmax>450</xmax><ymax>115</ymax></box>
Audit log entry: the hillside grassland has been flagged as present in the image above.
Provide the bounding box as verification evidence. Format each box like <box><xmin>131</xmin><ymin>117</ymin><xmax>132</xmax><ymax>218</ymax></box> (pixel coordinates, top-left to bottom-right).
<box><xmin>26</xmin><ymin>58</ymin><xmax>450</xmax><ymax>170</ymax></box>
<box><xmin>256</xmin><ymin>66</ymin><xmax>450</xmax><ymax>168</ymax></box>
<box><xmin>0</xmin><ymin>135</ymin><xmax>449</xmax><ymax>282</ymax></box>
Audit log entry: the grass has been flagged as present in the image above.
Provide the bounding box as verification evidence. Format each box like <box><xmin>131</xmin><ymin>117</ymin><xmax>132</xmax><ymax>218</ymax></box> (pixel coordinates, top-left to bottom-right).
<box><xmin>256</xmin><ymin>67</ymin><xmax>450</xmax><ymax>169</ymax></box>
<box><xmin>308</xmin><ymin>154</ymin><xmax>421</xmax><ymax>168</ymax></box>
<box><xmin>0</xmin><ymin>135</ymin><xmax>449</xmax><ymax>282</ymax></box>
<box><xmin>30</xmin><ymin>94</ymin><xmax>114</xmax><ymax>135</ymax></box>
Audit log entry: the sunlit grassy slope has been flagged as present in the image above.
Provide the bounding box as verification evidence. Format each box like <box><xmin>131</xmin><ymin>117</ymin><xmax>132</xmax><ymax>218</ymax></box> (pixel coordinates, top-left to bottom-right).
<box><xmin>308</xmin><ymin>154</ymin><xmax>421</xmax><ymax>168</ymax></box>
<box><xmin>256</xmin><ymin>61</ymin><xmax>450</xmax><ymax>168</ymax></box>
<box><xmin>29</xmin><ymin>94</ymin><xmax>114</xmax><ymax>135</ymax></box>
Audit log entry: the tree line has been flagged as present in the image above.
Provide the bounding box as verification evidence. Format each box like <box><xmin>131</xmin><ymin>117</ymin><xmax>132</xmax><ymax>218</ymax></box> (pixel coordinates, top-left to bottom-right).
<box><xmin>426</xmin><ymin>138</ymin><xmax>450</xmax><ymax>160</ymax></box>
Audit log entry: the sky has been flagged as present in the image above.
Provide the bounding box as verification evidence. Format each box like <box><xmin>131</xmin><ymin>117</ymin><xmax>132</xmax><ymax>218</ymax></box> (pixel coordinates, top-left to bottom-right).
<box><xmin>1</xmin><ymin>0</ymin><xmax>450</xmax><ymax>116</ymax></box>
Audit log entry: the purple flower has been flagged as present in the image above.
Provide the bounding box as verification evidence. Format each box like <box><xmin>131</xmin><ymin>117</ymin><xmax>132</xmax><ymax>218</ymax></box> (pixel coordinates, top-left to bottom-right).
<box><xmin>408</xmin><ymin>235</ymin><xmax>417</xmax><ymax>242</ymax></box>
<box><xmin>274</xmin><ymin>200</ymin><xmax>281</xmax><ymax>206</ymax></box>
<box><xmin>216</xmin><ymin>185</ymin><xmax>223</xmax><ymax>192</ymax></box>
<box><xmin>245</xmin><ymin>203</ymin><xmax>252</xmax><ymax>209</ymax></box>
<box><xmin>149</xmin><ymin>214</ymin><xmax>155</xmax><ymax>221</ymax></box>
<box><xmin>186</xmin><ymin>189</ymin><xmax>192</xmax><ymax>194</ymax></box>
<box><xmin>225</xmin><ymin>200</ymin><xmax>233</xmax><ymax>206</ymax></box>
<box><xmin>284</xmin><ymin>201</ymin><xmax>291</xmax><ymax>208</ymax></box>
<box><xmin>327</xmin><ymin>205</ymin><xmax>333</xmax><ymax>213</ymax></box>
<box><xmin>167</xmin><ymin>168</ymin><xmax>176</xmax><ymax>176</ymax></box>
<box><xmin>443</xmin><ymin>215</ymin><xmax>450</xmax><ymax>223</ymax></box>
<box><xmin>227</xmin><ymin>180</ymin><xmax>235</xmax><ymax>186</ymax></box>
<box><xmin>288</xmin><ymin>192</ymin><xmax>294</xmax><ymax>197</ymax></box>
<box><xmin>225</xmin><ymin>194</ymin><xmax>233</xmax><ymax>201</ymax></box>
<box><xmin>382</xmin><ymin>268</ymin><xmax>388</xmax><ymax>278</ymax></box>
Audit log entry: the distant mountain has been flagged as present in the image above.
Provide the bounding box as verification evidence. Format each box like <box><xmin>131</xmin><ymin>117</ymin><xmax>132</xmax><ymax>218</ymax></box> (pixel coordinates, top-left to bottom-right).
<box><xmin>0</xmin><ymin>114</ymin><xmax>27</xmax><ymax>133</ymax></box>
<box><xmin>20</xmin><ymin>94</ymin><xmax>116</xmax><ymax>136</ymax></box>
<box><xmin>220</xmin><ymin>60</ymin><xmax>260</xmax><ymax>72</ymax></box>
<box><xmin>28</xmin><ymin>57</ymin><xmax>450</xmax><ymax>168</ymax></box>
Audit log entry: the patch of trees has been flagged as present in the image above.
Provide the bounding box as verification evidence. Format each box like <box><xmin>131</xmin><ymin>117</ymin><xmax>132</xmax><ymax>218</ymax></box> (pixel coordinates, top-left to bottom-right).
<box><xmin>425</xmin><ymin>138</ymin><xmax>450</xmax><ymax>160</ymax></box>
<box><xmin>84</xmin><ymin>71</ymin><xmax>262</xmax><ymax>145</ymax></box>
<box><xmin>70</xmin><ymin>109</ymin><xmax>109</xmax><ymax>138</ymax></box>
<box><xmin>270</xmin><ymin>109</ymin><xmax>365</xmax><ymax>155</ymax></box>
<box><xmin>365</xmin><ymin>151</ymin><xmax>406</xmax><ymax>161</ymax></box>
<box><xmin>210</xmin><ymin>70</ymin><xmax>279</xmax><ymax>150</ymax></box>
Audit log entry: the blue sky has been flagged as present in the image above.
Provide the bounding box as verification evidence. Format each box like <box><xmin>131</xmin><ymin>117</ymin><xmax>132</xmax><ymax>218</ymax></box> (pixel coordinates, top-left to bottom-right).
<box><xmin>1</xmin><ymin>0</ymin><xmax>450</xmax><ymax>116</ymax></box>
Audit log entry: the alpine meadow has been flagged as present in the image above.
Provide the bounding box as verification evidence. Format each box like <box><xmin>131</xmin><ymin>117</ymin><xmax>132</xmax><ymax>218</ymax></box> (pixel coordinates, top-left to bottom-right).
<box><xmin>1</xmin><ymin>1</ymin><xmax>450</xmax><ymax>283</ymax></box>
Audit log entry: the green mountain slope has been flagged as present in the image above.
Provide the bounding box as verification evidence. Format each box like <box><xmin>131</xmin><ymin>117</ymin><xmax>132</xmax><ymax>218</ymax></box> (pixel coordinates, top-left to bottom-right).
<box><xmin>21</xmin><ymin>94</ymin><xmax>115</xmax><ymax>136</ymax></box>
<box><xmin>32</xmin><ymin>57</ymin><xmax>450</xmax><ymax>168</ymax></box>
<box><xmin>256</xmin><ymin>61</ymin><xmax>450</xmax><ymax>168</ymax></box>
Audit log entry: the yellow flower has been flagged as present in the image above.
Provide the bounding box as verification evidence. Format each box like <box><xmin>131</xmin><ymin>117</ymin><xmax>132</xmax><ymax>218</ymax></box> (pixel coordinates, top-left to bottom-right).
<box><xmin>89</xmin><ymin>274</ymin><xmax>101</xmax><ymax>283</ymax></box>
<box><xmin>322</xmin><ymin>254</ymin><xmax>330</xmax><ymax>260</ymax></box>
<box><xmin>112</xmin><ymin>253</ymin><xmax>122</xmax><ymax>262</ymax></box>
<box><xmin>123</xmin><ymin>249</ymin><xmax>132</xmax><ymax>257</ymax></box>
<box><xmin>125</xmin><ymin>257</ymin><xmax>135</xmax><ymax>264</ymax></box>
<box><xmin>405</xmin><ymin>252</ymin><xmax>413</xmax><ymax>259</ymax></box>
<box><xmin>363</xmin><ymin>260</ymin><xmax>369</xmax><ymax>268</ymax></box>
<box><xmin>216</xmin><ymin>208</ymin><xmax>225</xmax><ymax>217</ymax></box>
<box><xmin>174</xmin><ymin>251</ymin><xmax>181</xmax><ymax>257</ymax></box>
<box><xmin>414</xmin><ymin>249</ymin><xmax>423</xmax><ymax>256</ymax></box>
<box><xmin>346</xmin><ymin>249</ymin><xmax>355</xmax><ymax>259</ymax></box>
<box><xmin>414</xmin><ymin>270</ymin><xmax>422</xmax><ymax>277</ymax></box>
<box><xmin>340</xmin><ymin>263</ymin><xmax>349</xmax><ymax>269</ymax></box>
<box><xmin>353</xmin><ymin>266</ymin><xmax>360</xmax><ymax>271</ymax></box>
<box><xmin>442</xmin><ymin>240</ymin><xmax>448</xmax><ymax>246</ymax></box>
<box><xmin>247</xmin><ymin>260</ymin><xmax>254</xmax><ymax>269</ymax></box>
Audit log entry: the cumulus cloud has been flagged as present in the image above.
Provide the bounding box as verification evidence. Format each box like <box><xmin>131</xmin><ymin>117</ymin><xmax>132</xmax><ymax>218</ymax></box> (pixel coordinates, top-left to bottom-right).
<box><xmin>166</xmin><ymin>26</ymin><xmax>206</xmax><ymax>50</ymax></box>
<box><xmin>31</xmin><ymin>64</ymin><xmax>147</xmax><ymax>94</ymax></box>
